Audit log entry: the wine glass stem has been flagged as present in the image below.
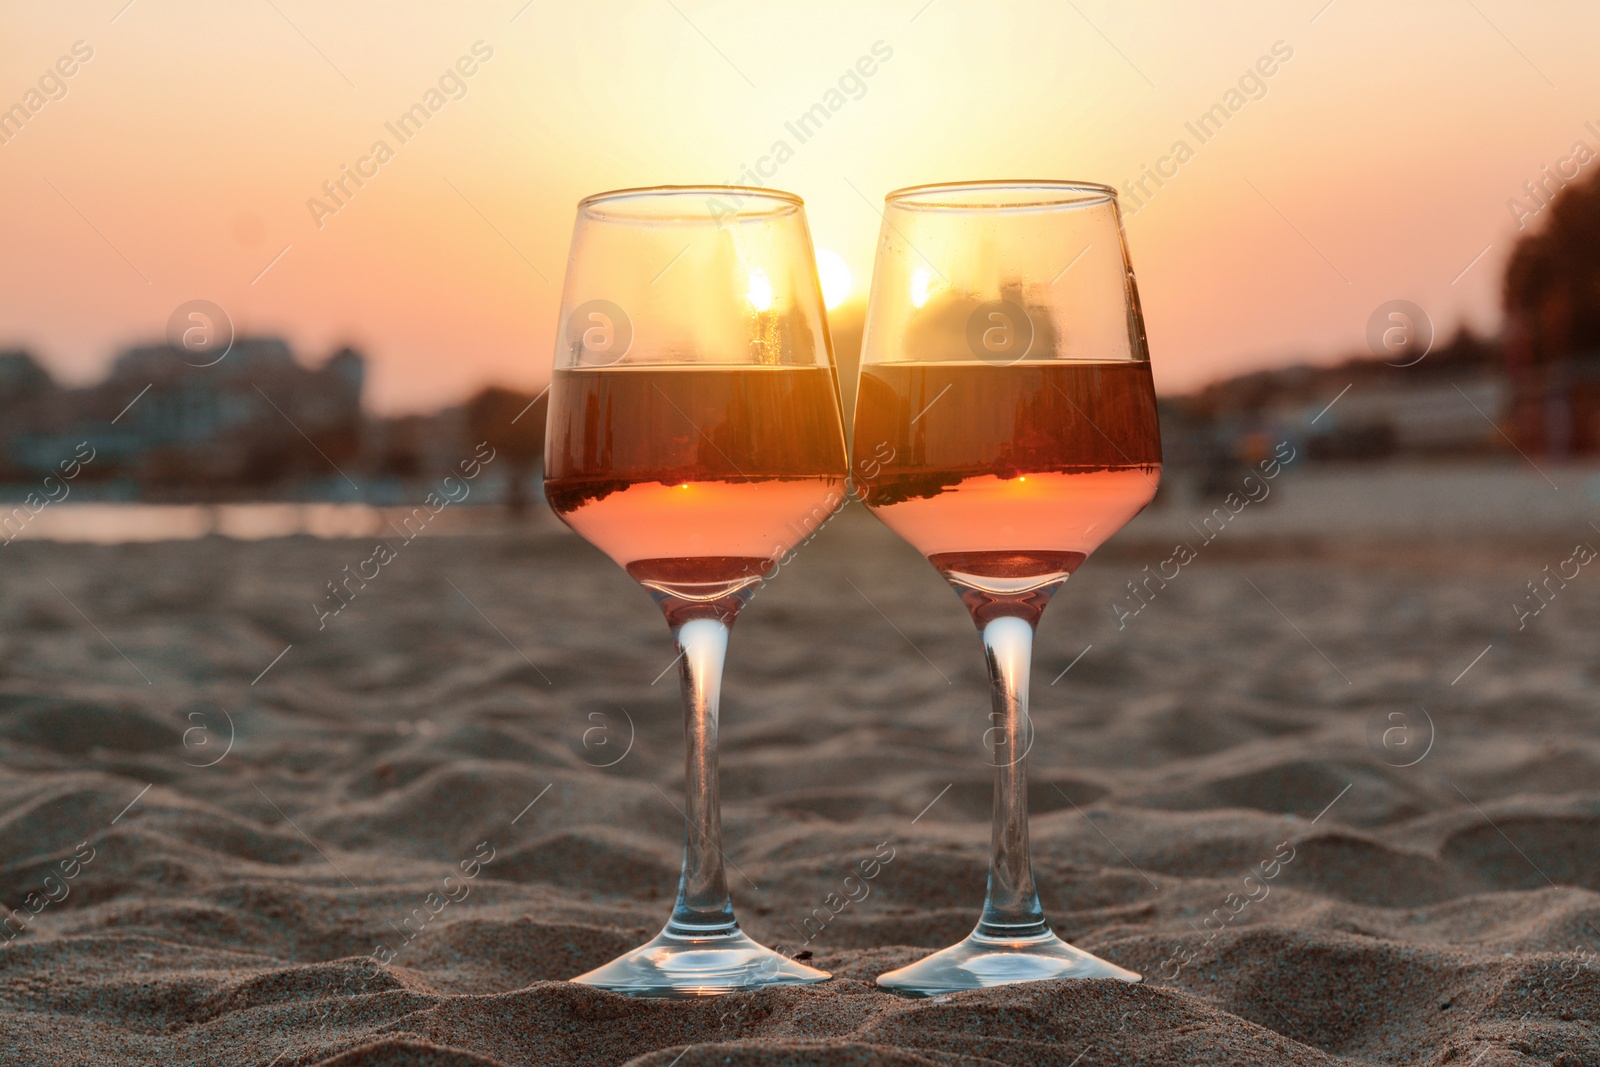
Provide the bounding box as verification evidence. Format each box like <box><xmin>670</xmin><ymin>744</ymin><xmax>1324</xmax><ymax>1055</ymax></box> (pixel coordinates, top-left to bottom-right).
<box><xmin>666</xmin><ymin>616</ymin><xmax>738</xmax><ymax>937</ymax></box>
<box><xmin>977</xmin><ymin>615</ymin><xmax>1049</xmax><ymax>939</ymax></box>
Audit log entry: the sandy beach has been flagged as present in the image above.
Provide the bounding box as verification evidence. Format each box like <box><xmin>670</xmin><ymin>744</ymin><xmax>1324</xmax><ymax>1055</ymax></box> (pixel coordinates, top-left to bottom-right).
<box><xmin>1</xmin><ymin>464</ymin><xmax>1597</xmax><ymax>1065</ymax></box>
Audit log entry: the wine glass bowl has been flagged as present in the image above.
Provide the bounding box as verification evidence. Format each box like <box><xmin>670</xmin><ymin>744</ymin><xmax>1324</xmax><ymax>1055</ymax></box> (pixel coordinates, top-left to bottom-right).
<box><xmin>853</xmin><ymin>180</ymin><xmax>1159</xmax><ymax>996</ymax></box>
<box><xmin>545</xmin><ymin>186</ymin><xmax>846</xmax><ymax>996</ymax></box>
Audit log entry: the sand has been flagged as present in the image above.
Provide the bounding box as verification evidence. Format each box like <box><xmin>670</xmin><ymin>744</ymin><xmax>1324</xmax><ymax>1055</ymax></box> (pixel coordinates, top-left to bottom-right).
<box><xmin>0</xmin><ymin>464</ymin><xmax>1597</xmax><ymax>1065</ymax></box>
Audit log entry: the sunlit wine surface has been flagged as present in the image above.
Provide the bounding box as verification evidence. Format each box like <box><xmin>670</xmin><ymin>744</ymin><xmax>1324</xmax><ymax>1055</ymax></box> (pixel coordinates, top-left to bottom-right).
<box><xmin>546</xmin><ymin>364</ymin><xmax>848</xmax><ymax>599</ymax></box>
<box><xmin>854</xmin><ymin>361</ymin><xmax>1161</xmax><ymax>592</ymax></box>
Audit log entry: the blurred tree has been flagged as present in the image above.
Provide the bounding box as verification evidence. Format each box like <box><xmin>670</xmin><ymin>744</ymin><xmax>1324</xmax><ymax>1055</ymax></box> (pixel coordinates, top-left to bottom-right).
<box><xmin>1505</xmin><ymin>169</ymin><xmax>1600</xmax><ymax>356</ymax></box>
<box><xmin>1504</xmin><ymin>169</ymin><xmax>1600</xmax><ymax>455</ymax></box>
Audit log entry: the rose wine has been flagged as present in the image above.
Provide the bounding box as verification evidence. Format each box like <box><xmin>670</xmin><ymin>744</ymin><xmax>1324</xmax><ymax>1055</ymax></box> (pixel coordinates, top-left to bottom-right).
<box><xmin>545</xmin><ymin>365</ymin><xmax>848</xmax><ymax>599</ymax></box>
<box><xmin>853</xmin><ymin>361</ymin><xmax>1161</xmax><ymax>593</ymax></box>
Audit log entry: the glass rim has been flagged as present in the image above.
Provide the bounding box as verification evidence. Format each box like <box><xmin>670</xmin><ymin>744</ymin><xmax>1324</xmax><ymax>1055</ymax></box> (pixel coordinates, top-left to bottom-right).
<box><xmin>884</xmin><ymin>179</ymin><xmax>1118</xmax><ymax>211</ymax></box>
<box><xmin>577</xmin><ymin>184</ymin><xmax>804</xmax><ymax>222</ymax></box>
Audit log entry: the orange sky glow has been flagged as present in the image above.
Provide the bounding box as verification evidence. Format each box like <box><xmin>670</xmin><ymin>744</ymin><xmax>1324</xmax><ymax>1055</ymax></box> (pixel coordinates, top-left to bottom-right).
<box><xmin>2</xmin><ymin>1</ymin><xmax>1596</xmax><ymax>412</ymax></box>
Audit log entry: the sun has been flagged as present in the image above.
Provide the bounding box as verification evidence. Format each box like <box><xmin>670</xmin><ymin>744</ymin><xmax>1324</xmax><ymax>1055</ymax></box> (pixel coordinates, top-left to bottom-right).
<box><xmin>746</xmin><ymin>270</ymin><xmax>774</xmax><ymax>312</ymax></box>
<box><xmin>815</xmin><ymin>248</ymin><xmax>852</xmax><ymax>310</ymax></box>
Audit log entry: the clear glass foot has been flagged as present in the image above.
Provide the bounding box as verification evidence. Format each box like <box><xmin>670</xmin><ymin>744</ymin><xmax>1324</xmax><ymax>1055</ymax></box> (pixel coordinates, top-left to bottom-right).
<box><xmin>573</xmin><ymin>923</ymin><xmax>831</xmax><ymax>998</ymax></box>
<box><xmin>876</xmin><ymin>928</ymin><xmax>1140</xmax><ymax>997</ymax></box>
<box><xmin>569</xmin><ymin>615</ymin><xmax>832</xmax><ymax>999</ymax></box>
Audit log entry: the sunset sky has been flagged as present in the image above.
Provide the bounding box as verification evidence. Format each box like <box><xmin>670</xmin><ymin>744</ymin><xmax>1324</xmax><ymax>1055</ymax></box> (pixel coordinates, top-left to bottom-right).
<box><xmin>2</xmin><ymin>1</ymin><xmax>1596</xmax><ymax>413</ymax></box>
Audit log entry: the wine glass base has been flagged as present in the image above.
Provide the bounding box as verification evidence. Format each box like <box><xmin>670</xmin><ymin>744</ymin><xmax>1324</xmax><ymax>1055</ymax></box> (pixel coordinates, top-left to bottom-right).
<box><xmin>572</xmin><ymin>924</ymin><xmax>831</xmax><ymax>998</ymax></box>
<box><xmin>876</xmin><ymin>928</ymin><xmax>1140</xmax><ymax>997</ymax></box>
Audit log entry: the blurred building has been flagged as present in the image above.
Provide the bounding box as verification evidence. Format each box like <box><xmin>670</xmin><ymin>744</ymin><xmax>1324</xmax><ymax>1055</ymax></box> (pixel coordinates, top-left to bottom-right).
<box><xmin>0</xmin><ymin>336</ymin><xmax>548</xmax><ymax>505</ymax></box>
<box><xmin>1170</xmin><ymin>328</ymin><xmax>1506</xmax><ymax>470</ymax></box>
<box><xmin>0</xmin><ymin>351</ymin><xmax>57</xmax><ymax>482</ymax></box>
<box><xmin>0</xmin><ymin>338</ymin><xmax>364</xmax><ymax>498</ymax></box>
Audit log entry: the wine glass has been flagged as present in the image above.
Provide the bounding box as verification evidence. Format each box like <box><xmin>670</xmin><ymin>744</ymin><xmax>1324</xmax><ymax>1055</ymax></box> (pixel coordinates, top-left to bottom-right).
<box><xmin>853</xmin><ymin>180</ymin><xmax>1159</xmax><ymax>995</ymax></box>
<box><xmin>544</xmin><ymin>185</ymin><xmax>846</xmax><ymax>997</ymax></box>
